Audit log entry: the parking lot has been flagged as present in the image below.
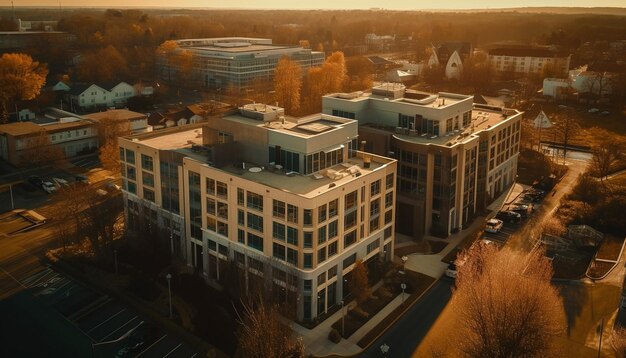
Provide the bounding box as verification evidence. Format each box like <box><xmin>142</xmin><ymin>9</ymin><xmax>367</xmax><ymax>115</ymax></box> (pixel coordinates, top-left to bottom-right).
<box><xmin>1</xmin><ymin>266</ymin><xmax>200</xmax><ymax>358</ymax></box>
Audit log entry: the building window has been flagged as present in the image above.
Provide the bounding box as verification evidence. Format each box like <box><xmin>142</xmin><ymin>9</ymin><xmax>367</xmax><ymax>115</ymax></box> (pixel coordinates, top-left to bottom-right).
<box><xmin>127</xmin><ymin>166</ymin><xmax>136</xmax><ymax>180</ymax></box>
<box><xmin>328</xmin><ymin>265</ymin><xmax>337</xmax><ymax>279</ymax></box>
<box><xmin>304</xmin><ymin>209</ymin><xmax>312</xmax><ymax>226</ymax></box>
<box><xmin>141</xmin><ymin>154</ymin><xmax>153</xmax><ymax>171</ymax></box>
<box><xmin>287</xmin><ymin>226</ymin><xmax>298</xmax><ymax>246</ymax></box>
<box><xmin>273</xmin><ymin>243</ymin><xmax>286</xmax><ymax>261</ymax></box>
<box><xmin>287</xmin><ymin>204</ymin><xmax>298</xmax><ymax>223</ymax></box>
<box><xmin>237</xmin><ymin>188</ymin><xmax>244</xmax><ymax>206</ymax></box>
<box><xmin>329</xmin><ymin>199</ymin><xmax>338</xmax><ymax>218</ymax></box>
<box><xmin>385</xmin><ymin>210</ymin><xmax>393</xmax><ymax>224</ymax></box>
<box><xmin>367</xmin><ymin>239</ymin><xmax>380</xmax><ymax>254</ymax></box>
<box><xmin>386</xmin><ymin>173</ymin><xmax>394</xmax><ymax>189</ymax></box>
<box><xmin>206</xmin><ymin>178</ymin><xmax>215</xmax><ymax>196</ymax></box>
<box><xmin>217</xmin><ymin>202</ymin><xmax>228</xmax><ymax>219</ymax></box>
<box><xmin>247</xmin><ymin>192</ymin><xmax>263</xmax><ymax>212</ymax></box>
<box><xmin>318</xmin><ymin>226</ymin><xmax>327</xmax><ymax>244</ymax></box>
<box><xmin>318</xmin><ymin>204</ymin><xmax>327</xmax><ymax>223</ymax></box>
<box><xmin>344</xmin><ymin>230</ymin><xmax>357</xmax><ymax>248</ymax></box>
<box><xmin>216</xmin><ymin>181</ymin><xmax>228</xmax><ymax>199</ymax></box>
<box><xmin>207</xmin><ymin>198</ymin><xmax>216</xmax><ymax>215</ymax></box>
<box><xmin>370</xmin><ymin>180</ymin><xmax>381</xmax><ymax>196</ymax></box>
<box><xmin>328</xmin><ymin>241</ymin><xmax>337</xmax><ymax>257</ymax></box>
<box><xmin>247</xmin><ymin>213</ymin><xmax>264</xmax><ymax>232</ymax></box>
<box><xmin>287</xmin><ymin>248</ymin><xmax>298</xmax><ymax>266</ymax></box>
<box><xmin>143</xmin><ymin>188</ymin><xmax>155</xmax><ymax>202</ymax></box>
<box><xmin>304</xmin><ymin>253</ymin><xmax>313</xmax><ymax>269</ymax></box>
<box><xmin>343</xmin><ymin>253</ymin><xmax>356</xmax><ymax>268</ymax></box>
<box><xmin>238</xmin><ymin>229</ymin><xmax>245</xmax><ymax>243</ymax></box>
<box><xmin>385</xmin><ymin>191</ymin><xmax>393</xmax><ymax>208</ymax></box>
<box><xmin>328</xmin><ymin>220</ymin><xmax>338</xmax><ymax>239</ymax></box>
<box><xmin>273</xmin><ymin>222</ymin><xmax>285</xmax><ymax>241</ymax></box>
<box><xmin>318</xmin><ymin>247</ymin><xmax>327</xmax><ymax>264</ymax></box>
<box><xmin>142</xmin><ymin>172</ymin><xmax>154</xmax><ymax>187</ymax></box>
<box><xmin>344</xmin><ymin>211</ymin><xmax>357</xmax><ymax>230</ymax></box>
<box><xmin>125</xmin><ymin>149</ymin><xmax>135</xmax><ymax>164</ymax></box>
<box><xmin>304</xmin><ymin>231</ymin><xmax>312</xmax><ymax>248</ymax></box>
<box><xmin>273</xmin><ymin>200</ymin><xmax>285</xmax><ymax>219</ymax></box>
<box><xmin>345</xmin><ymin>190</ymin><xmax>357</xmax><ymax>210</ymax></box>
<box><xmin>247</xmin><ymin>233</ymin><xmax>263</xmax><ymax>252</ymax></box>
<box><xmin>384</xmin><ymin>226</ymin><xmax>393</xmax><ymax>239</ymax></box>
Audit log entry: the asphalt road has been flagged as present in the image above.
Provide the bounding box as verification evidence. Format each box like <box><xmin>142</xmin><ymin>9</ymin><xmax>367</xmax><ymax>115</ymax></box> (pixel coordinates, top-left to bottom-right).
<box><xmin>360</xmin><ymin>280</ymin><xmax>453</xmax><ymax>358</ymax></box>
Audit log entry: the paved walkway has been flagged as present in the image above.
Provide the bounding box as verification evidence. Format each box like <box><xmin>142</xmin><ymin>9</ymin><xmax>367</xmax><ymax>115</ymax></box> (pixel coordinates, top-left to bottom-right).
<box><xmin>296</xmin><ymin>184</ymin><xmax>520</xmax><ymax>356</ymax></box>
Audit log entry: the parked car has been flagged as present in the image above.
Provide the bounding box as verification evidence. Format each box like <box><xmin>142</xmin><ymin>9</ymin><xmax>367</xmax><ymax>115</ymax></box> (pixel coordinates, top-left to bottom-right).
<box><xmin>600</xmin><ymin>111</ymin><xmax>610</xmax><ymax>116</ymax></box>
<box><xmin>523</xmin><ymin>193</ymin><xmax>542</xmax><ymax>203</ymax></box>
<box><xmin>445</xmin><ymin>263</ymin><xmax>458</xmax><ymax>279</ymax></box>
<box><xmin>485</xmin><ymin>218</ymin><xmax>504</xmax><ymax>233</ymax></box>
<box><xmin>42</xmin><ymin>182</ymin><xmax>57</xmax><ymax>194</ymax></box>
<box><xmin>52</xmin><ymin>177</ymin><xmax>69</xmax><ymax>187</ymax></box>
<box><xmin>588</xmin><ymin>108</ymin><xmax>599</xmax><ymax>113</ymax></box>
<box><xmin>28</xmin><ymin>175</ymin><xmax>43</xmax><ymax>187</ymax></box>
<box><xmin>496</xmin><ymin>210</ymin><xmax>522</xmax><ymax>223</ymax></box>
<box><xmin>508</xmin><ymin>204</ymin><xmax>531</xmax><ymax>217</ymax></box>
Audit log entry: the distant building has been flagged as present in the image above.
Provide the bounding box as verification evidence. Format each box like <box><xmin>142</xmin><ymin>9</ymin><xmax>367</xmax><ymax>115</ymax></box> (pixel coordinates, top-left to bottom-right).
<box><xmin>0</xmin><ymin>31</ymin><xmax>76</xmax><ymax>54</ymax></box>
<box><xmin>157</xmin><ymin>37</ymin><xmax>324</xmax><ymax>91</ymax></box>
<box><xmin>323</xmin><ymin>84</ymin><xmax>523</xmax><ymax>239</ymax></box>
<box><xmin>488</xmin><ymin>45</ymin><xmax>571</xmax><ymax>78</ymax></box>
<box><xmin>17</xmin><ymin>19</ymin><xmax>58</xmax><ymax>32</ymax></box>
<box><xmin>365</xmin><ymin>33</ymin><xmax>395</xmax><ymax>52</ymax></box>
<box><xmin>0</xmin><ymin>108</ymin><xmax>98</xmax><ymax>167</ymax></box>
<box><xmin>65</xmin><ymin>82</ymin><xmax>136</xmax><ymax>110</ymax></box>
<box><xmin>83</xmin><ymin>109</ymin><xmax>149</xmax><ymax>134</ymax></box>
<box><xmin>542</xmin><ymin>65</ymin><xmax>615</xmax><ymax>101</ymax></box>
<box><xmin>543</xmin><ymin>78</ymin><xmax>570</xmax><ymax>100</ymax></box>
<box><xmin>427</xmin><ymin>42</ymin><xmax>473</xmax><ymax>80</ymax></box>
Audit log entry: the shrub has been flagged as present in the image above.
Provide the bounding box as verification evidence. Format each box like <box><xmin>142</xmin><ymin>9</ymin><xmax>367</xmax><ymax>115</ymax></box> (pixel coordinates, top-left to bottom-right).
<box><xmin>328</xmin><ymin>328</ymin><xmax>342</xmax><ymax>343</ymax></box>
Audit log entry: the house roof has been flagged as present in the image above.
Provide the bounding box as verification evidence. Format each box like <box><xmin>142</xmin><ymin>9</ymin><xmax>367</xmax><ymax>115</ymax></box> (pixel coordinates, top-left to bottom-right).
<box><xmin>83</xmin><ymin>109</ymin><xmax>146</xmax><ymax>122</ymax></box>
<box><xmin>68</xmin><ymin>83</ymin><xmax>93</xmax><ymax>96</ymax></box>
<box><xmin>368</xmin><ymin>56</ymin><xmax>394</xmax><ymax>66</ymax></box>
<box><xmin>0</xmin><ymin>120</ymin><xmax>92</xmax><ymax>137</ymax></box>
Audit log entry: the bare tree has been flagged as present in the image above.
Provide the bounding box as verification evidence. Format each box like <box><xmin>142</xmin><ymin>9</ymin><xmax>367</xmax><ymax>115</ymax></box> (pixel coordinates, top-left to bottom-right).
<box><xmin>449</xmin><ymin>246</ymin><xmax>566</xmax><ymax>358</ymax></box>
<box><xmin>236</xmin><ymin>298</ymin><xmax>305</xmax><ymax>358</ymax></box>
<box><xmin>349</xmin><ymin>259</ymin><xmax>371</xmax><ymax>306</ymax></box>
<box><xmin>551</xmin><ymin>112</ymin><xmax>580</xmax><ymax>164</ymax></box>
<box><xmin>592</xmin><ymin>142</ymin><xmax>621</xmax><ymax>181</ymax></box>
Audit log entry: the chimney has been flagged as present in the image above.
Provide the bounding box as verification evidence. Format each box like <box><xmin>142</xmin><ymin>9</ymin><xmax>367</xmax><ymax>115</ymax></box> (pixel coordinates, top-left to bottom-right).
<box><xmin>360</xmin><ymin>140</ymin><xmax>367</xmax><ymax>152</ymax></box>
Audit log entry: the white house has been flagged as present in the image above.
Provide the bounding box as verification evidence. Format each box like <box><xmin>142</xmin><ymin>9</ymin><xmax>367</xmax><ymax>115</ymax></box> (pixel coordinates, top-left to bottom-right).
<box><xmin>445</xmin><ymin>51</ymin><xmax>464</xmax><ymax>80</ymax></box>
<box><xmin>543</xmin><ymin>78</ymin><xmax>569</xmax><ymax>100</ymax></box>
<box><xmin>52</xmin><ymin>81</ymin><xmax>71</xmax><ymax>92</ymax></box>
<box><xmin>66</xmin><ymin>82</ymin><xmax>136</xmax><ymax>110</ymax></box>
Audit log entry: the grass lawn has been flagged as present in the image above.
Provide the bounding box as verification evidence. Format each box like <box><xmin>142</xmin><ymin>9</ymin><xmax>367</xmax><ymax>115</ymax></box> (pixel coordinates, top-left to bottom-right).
<box><xmin>596</xmin><ymin>235</ymin><xmax>625</xmax><ymax>261</ymax></box>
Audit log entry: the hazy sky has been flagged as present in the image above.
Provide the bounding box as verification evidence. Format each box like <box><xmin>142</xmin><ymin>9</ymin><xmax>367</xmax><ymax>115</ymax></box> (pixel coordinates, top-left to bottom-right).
<box><xmin>8</xmin><ymin>0</ymin><xmax>626</xmax><ymax>9</ymax></box>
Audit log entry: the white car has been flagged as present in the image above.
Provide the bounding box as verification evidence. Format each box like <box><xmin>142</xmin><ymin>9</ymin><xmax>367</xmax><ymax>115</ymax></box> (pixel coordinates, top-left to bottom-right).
<box><xmin>588</xmin><ymin>108</ymin><xmax>599</xmax><ymax>113</ymax></box>
<box><xmin>52</xmin><ymin>177</ymin><xmax>69</xmax><ymax>187</ymax></box>
<box><xmin>42</xmin><ymin>182</ymin><xmax>57</xmax><ymax>194</ymax></box>
<box><xmin>445</xmin><ymin>263</ymin><xmax>458</xmax><ymax>279</ymax></box>
<box><xmin>485</xmin><ymin>218</ymin><xmax>504</xmax><ymax>233</ymax></box>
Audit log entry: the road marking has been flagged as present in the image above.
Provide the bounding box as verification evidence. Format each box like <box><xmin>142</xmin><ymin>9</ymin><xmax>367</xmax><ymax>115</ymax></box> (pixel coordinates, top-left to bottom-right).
<box><xmin>27</xmin><ymin>271</ymin><xmax>56</xmax><ymax>287</ymax></box>
<box><xmin>87</xmin><ymin>308</ymin><xmax>126</xmax><ymax>333</ymax></box>
<box><xmin>163</xmin><ymin>343</ymin><xmax>182</xmax><ymax>357</ymax></box>
<box><xmin>99</xmin><ymin>316</ymin><xmax>138</xmax><ymax>342</ymax></box>
<box><xmin>135</xmin><ymin>334</ymin><xmax>167</xmax><ymax>357</ymax></box>
<box><xmin>189</xmin><ymin>354</ymin><xmax>197</xmax><ymax>358</ymax></box>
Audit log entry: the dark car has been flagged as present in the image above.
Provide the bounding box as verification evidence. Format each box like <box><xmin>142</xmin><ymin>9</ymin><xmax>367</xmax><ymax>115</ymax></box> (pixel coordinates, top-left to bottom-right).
<box><xmin>523</xmin><ymin>193</ymin><xmax>543</xmax><ymax>203</ymax></box>
<box><xmin>28</xmin><ymin>175</ymin><xmax>43</xmax><ymax>187</ymax></box>
<box><xmin>508</xmin><ymin>204</ymin><xmax>531</xmax><ymax>218</ymax></box>
<box><xmin>496</xmin><ymin>210</ymin><xmax>522</xmax><ymax>224</ymax></box>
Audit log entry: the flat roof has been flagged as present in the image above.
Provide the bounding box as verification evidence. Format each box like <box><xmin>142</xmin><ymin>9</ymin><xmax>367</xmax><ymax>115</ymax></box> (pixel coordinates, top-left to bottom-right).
<box><xmin>364</xmin><ymin>106</ymin><xmax>520</xmax><ymax>147</ymax></box>
<box><xmin>222</xmin><ymin>112</ymin><xmax>353</xmax><ymax>139</ymax></box>
<box><xmin>187</xmin><ymin>44</ymin><xmax>291</xmax><ymax>53</ymax></box>
<box><xmin>326</xmin><ymin>90</ymin><xmax>471</xmax><ymax>109</ymax></box>
<box><xmin>136</xmin><ymin>127</ymin><xmax>203</xmax><ymax>150</ymax></box>
<box><xmin>0</xmin><ymin>120</ymin><xmax>92</xmax><ymax>137</ymax></box>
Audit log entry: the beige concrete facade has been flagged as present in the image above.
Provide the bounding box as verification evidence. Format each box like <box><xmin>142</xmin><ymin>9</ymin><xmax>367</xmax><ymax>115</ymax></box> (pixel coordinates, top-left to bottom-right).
<box><xmin>119</xmin><ymin>106</ymin><xmax>397</xmax><ymax>322</ymax></box>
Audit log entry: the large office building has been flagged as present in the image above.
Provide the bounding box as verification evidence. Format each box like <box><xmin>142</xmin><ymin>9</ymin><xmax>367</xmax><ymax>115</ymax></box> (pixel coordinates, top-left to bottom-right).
<box><xmin>487</xmin><ymin>45</ymin><xmax>571</xmax><ymax>78</ymax></box>
<box><xmin>158</xmin><ymin>37</ymin><xmax>325</xmax><ymax>90</ymax></box>
<box><xmin>119</xmin><ymin>104</ymin><xmax>397</xmax><ymax>322</ymax></box>
<box><xmin>323</xmin><ymin>84</ymin><xmax>522</xmax><ymax>240</ymax></box>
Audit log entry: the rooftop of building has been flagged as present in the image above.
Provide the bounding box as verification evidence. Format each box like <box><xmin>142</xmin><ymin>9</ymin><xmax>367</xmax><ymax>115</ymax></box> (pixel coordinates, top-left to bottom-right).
<box><xmin>125</xmin><ymin>123</ymin><xmax>393</xmax><ymax>198</ymax></box>
<box><xmin>84</xmin><ymin>109</ymin><xmax>147</xmax><ymax>122</ymax></box>
<box><xmin>325</xmin><ymin>83</ymin><xmax>472</xmax><ymax>109</ymax></box>
<box><xmin>170</xmin><ymin>37</ymin><xmax>314</xmax><ymax>55</ymax></box>
<box><xmin>362</xmin><ymin>104</ymin><xmax>521</xmax><ymax>147</ymax></box>
<box><xmin>488</xmin><ymin>45</ymin><xmax>569</xmax><ymax>58</ymax></box>
<box><xmin>0</xmin><ymin>118</ymin><xmax>93</xmax><ymax>137</ymax></box>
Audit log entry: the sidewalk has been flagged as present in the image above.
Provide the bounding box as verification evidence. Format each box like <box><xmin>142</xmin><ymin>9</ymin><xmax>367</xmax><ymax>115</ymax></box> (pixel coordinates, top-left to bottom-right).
<box><xmin>297</xmin><ymin>183</ymin><xmax>518</xmax><ymax>356</ymax></box>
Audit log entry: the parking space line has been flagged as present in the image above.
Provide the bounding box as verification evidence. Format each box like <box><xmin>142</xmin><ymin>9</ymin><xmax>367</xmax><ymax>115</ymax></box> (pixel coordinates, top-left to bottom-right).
<box><xmin>21</xmin><ymin>268</ymin><xmax>52</xmax><ymax>284</ymax></box>
<box><xmin>27</xmin><ymin>271</ymin><xmax>56</xmax><ymax>287</ymax></box>
<box><xmin>0</xmin><ymin>266</ymin><xmax>27</xmax><ymax>289</ymax></box>
<box><xmin>135</xmin><ymin>334</ymin><xmax>167</xmax><ymax>357</ymax></box>
<box><xmin>99</xmin><ymin>316</ymin><xmax>138</xmax><ymax>342</ymax></box>
<box><xmin>87</xmin><ymin>308</ymin><xmax>126</xmax><ymax>333</ymax></box>
<box><xmin>163</xmin><ymin>343</ymin><xmax>182</xmax><ymax>357</ymax></box>
<box><xmin>190</xmin><ymin>354</ymin><xmax>197</xmax><ymax>358</ymax></box>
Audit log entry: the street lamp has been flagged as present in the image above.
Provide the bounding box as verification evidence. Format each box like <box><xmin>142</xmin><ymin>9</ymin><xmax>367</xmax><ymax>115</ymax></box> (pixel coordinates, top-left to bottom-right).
<box><xmin>380</xmin><ymin>343</ymin><xmax>390</xmax><ymax>357</ymax></box>
<box><xmin>166</xmin><ymin>273</ymin><xmax>172</xmax><ymax>318</ymax></box>
<box><xmin>401</xmin><ymin>255</ymin><xmax>408</xmax><ymax>274</ymax></box>
<box><xmin>401</xmin><ymin>283</ymin><xmax>407</xmax><ymax>303</ymax></box>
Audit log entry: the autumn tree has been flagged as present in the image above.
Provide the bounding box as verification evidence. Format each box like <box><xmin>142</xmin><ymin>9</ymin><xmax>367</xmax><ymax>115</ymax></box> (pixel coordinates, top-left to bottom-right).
<box><xmin>20</xmin><ymin>130</ymin><xmax>65</xmax><ymax>167</ymax></box>
<box><xmin>75</xmin><ymin>45</ymin><xmax>130</xmax><ymax>83</ymax></box>
<box><xmin>302</xmin><ymin>51</ymin><xmax>348</xmax><ymax>113</ymax></box>
<box><xmin>236</xmin><ymin>299</ymin><xmax>305</xmax><ymax>358</ymax></box>
<box><xmin>349</xmin><ymin>259</ymin><xmax>371</xmax><ymax>306</ymax></box>
<box><xmin>273</xmin><ymin>56</ymin><xmax>302</xmax><ymax>115</ymax></box>
<box><xmin>592</xmin><ymin>141</ymin><xmax>622</xmax><ymax>181</ymax></box>
<box><xmin>0</xmin><ymin>53</ymin><xmax>48</xmax><ymax>123</ymax></box>
<box><xmin>613</xmin><ymin>326</ymin><xmax>626</xmax><ymax>358</ymax></box>
<box><xmin>461</xmin><ymin>52</ymin><xmax>495</xmax><ymax>92</ymax></box>
<box><xmin>345</xmin><ymin>56</ymin><xmax>373</xmax><ymax>92</ymax></box>
<box><xmin>450</xmin><ymin>246</ymin><xmax>565</xmax><ymax>358</ymax></box>
<box><xmin>97</xmin><ymin>118</ymin><xmax>131</xmax><ymax>174</ymax></box>
<box><xmin>157</xmin><ymin>40</ymin><xmax>194</xmax><ymax>88</ymax></box>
